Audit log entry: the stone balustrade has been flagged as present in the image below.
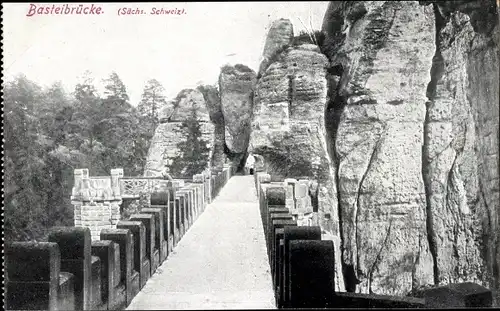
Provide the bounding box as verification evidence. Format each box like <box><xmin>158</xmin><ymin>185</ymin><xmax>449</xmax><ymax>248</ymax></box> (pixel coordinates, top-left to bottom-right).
<box><xmin>71</xmin><ymin>165</ymin><xmax>235</xmax><ymax>241</ymax></box>
<box><xmin>5</xmin><ymin>164</ymin><xmax>236</xmax><ymax>310</ymax></box>
<box><xmin>254</xmin><ymin>170</ymin><xmax>494</xmax><ymax>309</ymax></box>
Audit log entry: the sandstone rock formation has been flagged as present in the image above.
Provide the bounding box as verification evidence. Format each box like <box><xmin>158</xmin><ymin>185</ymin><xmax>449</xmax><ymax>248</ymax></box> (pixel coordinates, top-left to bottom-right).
<box><xmin>321</xmin><ymin>0</ymin><xmax>499</xmax><ymax>299</ymax></box>
<box><xmin>322</xmin><ymin>1</ymin><xmax>436</xmax><ymax>295</ymax></box>
<box><xmin>144</xmin><ymin>64</ymin><xmax>257</xmax><ymax>177</ymax></box>
<box><xmin>250</xmin><ymin>42</ymin><xmax>335</xmax><ymax>222</ymax></box>
<box><xmin>248</xmin><ymin>22</ymin><xmax>345</xmax><ymax>288</ymax></box>
<box><xmin>141</xmin><ymin>2</ymin><xmax>499</xmax><ymax>301</ymax></box>
<box><xmin>144</xmin><ymin>88</ymin><xmax>216</xmax><ymax>178</ymax></box>
<box><xmin>421</xmin><ymin>0</ymin><xmax>499</xmax><ymax>298</ymax></box>
<box><xmin>258</xmin><ymin>19</ymin><xmax>294</xmax><ymax>76</ymax></box>
<box><xmin>197</xmin><ymin>85</ymin><xmax>227</xmax><ymax>171</ymax></box>
<box><xmin>219</xmin><ymin>64</ymin><xmax>257</xmax><ymax>166</ymax></box>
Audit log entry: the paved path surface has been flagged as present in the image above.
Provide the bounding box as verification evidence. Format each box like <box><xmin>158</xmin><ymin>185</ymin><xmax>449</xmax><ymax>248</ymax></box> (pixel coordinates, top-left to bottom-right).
<box><xmin>127</xmin><ymin>175</ymin><xmax>276</xmax><ymax>310</ymax></box>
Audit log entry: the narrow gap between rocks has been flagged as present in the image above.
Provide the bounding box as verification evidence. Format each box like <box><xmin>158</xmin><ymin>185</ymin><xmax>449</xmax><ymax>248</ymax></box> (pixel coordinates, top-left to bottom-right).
<box><xmin>324</xmin><ymin>62</ymin><xmax>357</xmax><ymax>292</ymax></box>
<box><xmin>422</xmin><ymin>2</ymin><xmax>447</xmax><ymax>286</ymax></box>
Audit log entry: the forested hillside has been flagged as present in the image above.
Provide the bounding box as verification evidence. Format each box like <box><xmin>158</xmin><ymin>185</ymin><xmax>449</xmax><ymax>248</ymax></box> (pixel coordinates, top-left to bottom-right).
<box><xmin>3</xmin><ymin>72</ymin><xmax>163</xmax><ymax>242</ymax></box>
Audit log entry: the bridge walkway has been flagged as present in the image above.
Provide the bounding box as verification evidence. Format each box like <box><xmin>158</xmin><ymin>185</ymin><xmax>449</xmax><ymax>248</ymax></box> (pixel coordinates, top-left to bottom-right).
<box><xmin>126</xmin><ymin>175</ymin><xmax>276</xmax><ymax>310</ymax></box>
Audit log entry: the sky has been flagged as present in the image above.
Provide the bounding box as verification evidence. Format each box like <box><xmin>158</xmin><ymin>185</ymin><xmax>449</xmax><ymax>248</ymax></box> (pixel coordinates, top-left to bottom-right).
<box><xmin>3</xmin><ymin>2</ymin><xmax>329</xmax><ymax>105</ymax></box>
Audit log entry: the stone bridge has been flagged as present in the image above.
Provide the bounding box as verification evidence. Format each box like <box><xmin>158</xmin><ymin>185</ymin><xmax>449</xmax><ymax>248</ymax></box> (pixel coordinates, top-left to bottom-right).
<box><xmin>5</xmin><ymin>165</ymin><xmax>494</xmax><ymax>310</ymax></box>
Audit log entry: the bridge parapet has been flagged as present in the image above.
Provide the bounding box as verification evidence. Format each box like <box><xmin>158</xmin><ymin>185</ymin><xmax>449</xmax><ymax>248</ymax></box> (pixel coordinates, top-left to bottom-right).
<box><xmin>120</xmin><ymin>178</ymin><xmax>170</xmax><ymax>199</ymax></box>
<box><xmin>70</xmin><ymin>164</ymin><xmax>235</xmax><ymax>242</ymax></box>
<box><xmin>6</xmin><ymin>163</ymin><xmax>236</xmax><ymax>310</ymax></box>
<box><xmin>255</xmin><ymin>173</ymin><xmax>315</xmax><ymax>226</ymax></box>
<box><xmin>254</xmin><ymin>170</ymin><xmax>494</xmax><ymax>309</ymax></box>
<box><xmin>71</xmin><ymin>169</ymin><xmax>119</xmax><ymax>202</ymax></box>
<box><xmin>71</xmin><ymin>168</ymin><xmax>188</xmax><ymax>240</ymax></box>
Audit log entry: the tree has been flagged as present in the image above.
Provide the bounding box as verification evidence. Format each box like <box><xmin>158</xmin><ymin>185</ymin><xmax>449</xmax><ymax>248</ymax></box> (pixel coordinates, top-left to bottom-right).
<box><xmin>169</xmin><ymin>104</ymin><xmax>211</xmax><ymax>178</ymax></box>
<box><xmin>102</xmin><ymin>71</ymin><xmax>129</xmax><ymax>110</ymax></box>
<box><xmin>74</xmin><ymin>71</ymin><xmax>152</xmax><ymax>176</ymax></box>
<box><xmin>138</xmin><ymin>79</ymin><xmax>166</xmax><ymax>132</ymax></box>
<box><xmin>4</xmin><ymin>72</ymin><xmax>155</xmax><ymax>243</ymax></box>
<box><xmin>4</xmin><ymin>75</ymin><xmax>74</xmax><ymax>241</ymax></box>
<box><xmin>71</xmin><ymin>71</ymin><xmax>107</xmax><ymax>173</ymax></box>
<box><xmin>4</xmin><ymin>75</ymin><xmax>45</xmax><ymax>240</ymax></box>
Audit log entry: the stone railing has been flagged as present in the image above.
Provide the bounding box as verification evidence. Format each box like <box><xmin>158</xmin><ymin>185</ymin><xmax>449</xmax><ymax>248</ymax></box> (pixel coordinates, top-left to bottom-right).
<box><xmin>5</xmin><ymin>164</ymin><xmax>236</xmax><ymax>310</ymax></box>
<box><xmin>119</xmin><ymin>177</ymin><xmax>170</xmax><ymax>199</ymax></box>
<box><xmin>254</xmin><ymin>171</ymin><xmax>317</xmax><ymax>227</ymax></box>
<box><xmin>255</xmin><ymin>170</ymin><xmax>494</xmax><ymax>308</ymax></box>
<box><xmin>70</xmin><ymin>164</ymin><xmax>235</xmax><ymax>241</ymax></box>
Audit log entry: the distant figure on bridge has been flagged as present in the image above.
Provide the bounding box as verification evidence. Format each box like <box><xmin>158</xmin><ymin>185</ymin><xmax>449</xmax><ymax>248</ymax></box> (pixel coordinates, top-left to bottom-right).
<box><xmin>245</xmin><ymin>153</ymin><xmax>255</xmax><ymax>175</ymax></box>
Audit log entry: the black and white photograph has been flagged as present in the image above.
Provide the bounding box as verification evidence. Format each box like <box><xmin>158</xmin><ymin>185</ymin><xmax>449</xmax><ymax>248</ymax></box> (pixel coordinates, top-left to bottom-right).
<box><xmin>2</xmin><ymin>1</ymin><xmax>499</xmax><ymax>309</ymax></box>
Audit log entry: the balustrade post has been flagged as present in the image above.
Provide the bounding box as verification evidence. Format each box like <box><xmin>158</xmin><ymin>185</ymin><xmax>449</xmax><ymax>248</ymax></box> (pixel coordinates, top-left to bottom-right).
<box><xmin>129</xmin><ymin>214</ymin><xmax>159</xmax><ymax>275</ymax></box>
<box><xmin>166</xmin><ymin>180</ymin><xmax>177</xmax><ymax>251</ymax></box>
<box><xmin>284</xmin><ymin>178</ymin><xmax>297</xmax><ymax>212</ymax></box>
<box><xmin>204</xmin><ymin>169</ymin><xmax>212</xmax><ymax>203</ymax></box>
<box><xmin>100</xmin><ymin>228</ymin><xmax>138</xmax><ymax>306</ymax></box>
<box><xmin>5</xmin><ymin>242</ymin><xmax>69</xmax><ymax>311</ymax></box>
<box><xmin>171</xmin><ymin>195</ymin><xmax>181</xmax><ymax>246</ymax></box>
<box><xmin>186</xmin><ymin>188</ymin><xmax>195</xmax><ymax>227</ymax></box>
<box><xmin>175</xmin><ymin>192</ymin><xmax>188</xmax><ymax>237</ymax></box>
<box><xmin>150</xmin><ymin>190</ymin><xmax>170</xmax><ymax>259</ymax></box>
<box><xmin>110</xmin><ymin>168</ymin><xmax>124</xmax><ymax>199</ymax></box>
<box><xmin>91</xmin><ymin>240</ymin><xmax>117</xmax><ymax>311</ymax></box>
<box><xmin>288</xmin><ymin>240</ymin><xmax>336</xmax><ymax>308</ymax></box>
<box><xmin>282</xmin><ymin>226</ymin><xmax>322</xmax><ymax>308</ymax></box>
<box><xmin>193</xmin><ymin>174</ymin><xmax>205</xmax><ymax>214</ymax></box>
<box><xmin>48</xmin><ymin>227</ymin><xmax>92</xmax><ymax>310</ymax></box>
<box><xmin>270</xmin><ymin>218</ymin><xmax>296</xmax><ymax>281</ymax></box>
<box><xmin>116</xmin><ymin>221</ymin><xmax>149</xmax><ymax>289</ymax></box>
<box><xmin>191</xmin><ymin>184</ymin><xmax>202</xmax><ymax>219</ymax></box>
<box><xmin>142</xmin><ymin>208</ymin><xmax>167</xmax><ymax>263</ymax></box>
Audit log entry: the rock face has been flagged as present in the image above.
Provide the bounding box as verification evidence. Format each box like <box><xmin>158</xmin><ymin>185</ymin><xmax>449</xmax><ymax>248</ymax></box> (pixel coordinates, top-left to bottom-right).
<box><xmin>258</xmin><ymin>19</ymin><xmax>294</xmax><ymax>76</ymax></box>
<box><xmin>250</xmin><ymin>43</ymin><xmax>331</xmax><ymax>188</ymax></box>
<box><xmin>144</xmin><ymin>66</ymin><xmax>256</xmax><ymax>177</ymax></box>
<box><xmin>422</xmin><ymin>0</ymin><xmax>500</xmax><ymax>298</ymax></box>
<box><xmin>248</xmin><ymin>40</ymin><xmax>345</xmax><ymax>288</ymax></box>
<box><xmin>197</xmin><ymin>85</ymin><xmax>227</xmax><ymax>171</ymax></box>
<box><xmin>322</xmin><ymin>1</ymin><xmax>436</xmax><ymax>296</ymax></box>
<box><xmin>219</xmin><ymin>64</ymin><xmax>257</xmax><ymax>164</ymax></box>
<box><xmin>144</xmin><ymin>88</ymin><xmax>216</xmax><ymax>178</ymax></box>
<box><xmin>322</xmin><ymin>0</ymin><xmax>499</xmax><ymax>299</ymax></box>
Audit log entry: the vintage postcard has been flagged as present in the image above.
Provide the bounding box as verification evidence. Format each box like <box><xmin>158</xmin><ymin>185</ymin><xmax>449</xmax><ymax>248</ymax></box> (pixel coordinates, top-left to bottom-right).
<box><xmin>2</xmin><ymin>1</ymin><xmax>499</xmax><ymax>310</ymax></box>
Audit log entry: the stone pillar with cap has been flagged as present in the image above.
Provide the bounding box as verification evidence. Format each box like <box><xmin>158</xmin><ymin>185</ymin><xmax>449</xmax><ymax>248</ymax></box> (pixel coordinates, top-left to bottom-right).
<box><xmin>71</xmin><ymin>168</ymin><xmax>124</xmax><ymax>240</ymax></box>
